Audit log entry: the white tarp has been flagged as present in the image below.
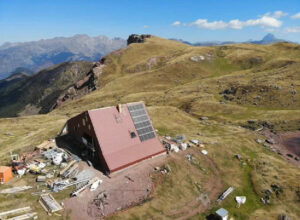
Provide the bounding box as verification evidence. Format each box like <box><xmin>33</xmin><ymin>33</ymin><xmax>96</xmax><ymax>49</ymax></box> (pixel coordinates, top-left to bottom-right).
<box><xmin>235</xmin><ymin>196</ymin><xmax>246</xmax><ymax>204</ymax></box>
<box><xmin>201</xmin><ymin>150</ymin><xmax>208</xmax><ymax>155</ymax></box>
<box><xmin>90</xmin><ymin>179</ymin><xmax>103</xmax><ymax>191</ymax></box>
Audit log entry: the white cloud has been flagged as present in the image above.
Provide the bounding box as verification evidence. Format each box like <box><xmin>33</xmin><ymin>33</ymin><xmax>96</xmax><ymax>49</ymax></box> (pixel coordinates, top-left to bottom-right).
<box><xmin>228</xmin><ymin>19</ymin><xmax>244</xmax><ymax>29</ymax></box>
<box><xmin>268</xmin><ymin>11</ymin><xmax>288</xmax><ymax>18</ymax></box>
<box><xmin>172</xmin><ymin>21</ymin><xmax>181</xmax><ymax>26</ymax></box>
<box><xmin>244</xmin><ymin>15</ymin><xmax>282</xmax><ymax>28</ymax></box>
<box><xmin>187</xmin><ymin>15</ymin><xmax>282</xmax><ymax>30</ymax></box>
<box><xmin>285</xmin><ymin>26</ymin><xmax>300</xmax><ymax>33</ymax></box>
<box><xmin>189</xmin><ymin>19</ymin><xmax>227</xmax><ymax>30</ymax></box>
<box><xmin>291</xmin><ymin>12</ymin><xmax>300</xmax><ymax>19</ymax></box>
<box><xmin>142</xmin><ymin>25</ymin><xmax>148</xmax><ymax>29</ymax></box>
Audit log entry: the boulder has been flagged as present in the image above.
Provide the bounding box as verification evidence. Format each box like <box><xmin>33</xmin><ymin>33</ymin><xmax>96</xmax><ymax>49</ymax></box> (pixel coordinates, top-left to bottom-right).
<box><xmin>278</xmin><ymin>214</ymin><xmax>291</xmax><ymax>220</ymax></box>
<box><xmin>266</xmin><ymin>138</ymin><xmax>276</xmax><ymax>145</ymax></box>
<box><xmin>127</xmin><ymin>34</ymin><xmax>151</xmax><ymax>45</ymax></box>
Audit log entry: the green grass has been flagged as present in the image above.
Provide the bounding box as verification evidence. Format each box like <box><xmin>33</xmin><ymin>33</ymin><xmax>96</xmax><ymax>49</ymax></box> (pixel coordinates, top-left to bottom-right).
<box><xmin>0</xmin><ymin>36</ymin><xmax>300</xmax><ymax>219</ymax></box>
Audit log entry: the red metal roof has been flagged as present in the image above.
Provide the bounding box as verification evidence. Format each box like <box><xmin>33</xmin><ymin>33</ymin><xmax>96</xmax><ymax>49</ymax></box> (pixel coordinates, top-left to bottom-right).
<box><xmin>88</xmin><ymin>102</ymin><xmax>165</xmax><ymax>172</ymax></box>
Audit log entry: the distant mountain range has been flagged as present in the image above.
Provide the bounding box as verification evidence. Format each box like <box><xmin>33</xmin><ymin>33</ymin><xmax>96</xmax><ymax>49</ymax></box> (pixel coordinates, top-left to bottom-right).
<box><xmin>0</xmin><ymin>34</ymin><xmax>126</xmax><ymax>79</ymax></box>
<box><xmin>170</xmin><ymin>34</ymin><xmax>289</xmax><ymax>47</ymax></box>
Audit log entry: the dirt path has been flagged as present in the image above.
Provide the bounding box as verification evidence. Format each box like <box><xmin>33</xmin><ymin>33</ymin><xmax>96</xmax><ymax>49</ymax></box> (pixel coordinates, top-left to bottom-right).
<box><xmin>260</xmin><ymin>129</ymin><xmax>300</xmax><ymax>168</ymax></box>
<box><xmin>166</xmin><ymin>155</ymin><xmax>223</xmax><ymax>220</ymax></box>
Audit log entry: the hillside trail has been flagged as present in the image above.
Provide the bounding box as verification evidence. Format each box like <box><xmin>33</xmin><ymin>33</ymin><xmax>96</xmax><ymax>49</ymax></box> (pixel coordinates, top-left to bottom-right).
<box><xmin>166</xmin><ymin>154</ymin><xmax>223</xmax><ymax>219</ymax></box>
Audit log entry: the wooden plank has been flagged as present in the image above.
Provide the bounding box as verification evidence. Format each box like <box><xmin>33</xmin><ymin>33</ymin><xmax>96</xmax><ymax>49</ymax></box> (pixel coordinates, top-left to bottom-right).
<box><xmin>0</xmin><ymin>207</ymin><xmax>31</xmax><ymax>218</ymax></box>
<box><xmin>7</xmin><ymin>212</ymin><xmax>37</xmax><ymax>220</ymax></box>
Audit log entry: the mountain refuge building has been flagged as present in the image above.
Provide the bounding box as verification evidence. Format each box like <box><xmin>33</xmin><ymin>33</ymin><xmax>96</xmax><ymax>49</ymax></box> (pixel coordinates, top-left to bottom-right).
<box><xmin>65</xmin><ymin>102</ymin><xmax>166</xmax><ymax>174</ymax></box>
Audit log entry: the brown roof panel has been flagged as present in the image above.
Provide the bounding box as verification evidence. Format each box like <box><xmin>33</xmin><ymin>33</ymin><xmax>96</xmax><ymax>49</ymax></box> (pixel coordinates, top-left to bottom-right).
<box><xmin>88</xmin><ymin>102</ymin><xmax>165</xmax><ymax>172</ymax></box>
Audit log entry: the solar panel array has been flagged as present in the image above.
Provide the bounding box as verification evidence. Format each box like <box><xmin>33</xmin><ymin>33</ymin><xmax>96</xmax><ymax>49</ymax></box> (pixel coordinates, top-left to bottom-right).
<box><xmin>128</xmin><ymin>103</ymin><xmax>155</xmax><ymax>142</ymax></box>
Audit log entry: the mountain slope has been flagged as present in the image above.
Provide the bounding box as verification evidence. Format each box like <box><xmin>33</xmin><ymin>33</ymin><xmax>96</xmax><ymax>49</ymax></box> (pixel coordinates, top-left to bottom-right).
<box><xmin>0</xmin><ymin>61</ymin><xmax>94</xmax><ymax>117</ymax></box>
<box><xmin>0</xmin><ymin>34</ymin><xmax>126</xmax><ymax>79</ymax></box>
<box><xmin>0</xmin><ymin>36</ymin><xmax>299</xmax><ymax>219</ymax></box>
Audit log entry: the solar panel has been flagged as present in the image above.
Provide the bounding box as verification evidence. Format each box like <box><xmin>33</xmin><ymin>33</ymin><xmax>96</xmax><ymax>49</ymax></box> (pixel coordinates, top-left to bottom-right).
<box><xmin>128</xmin><ymin>103</ymin><xmax>155</xmax><ymax>142</ymax></box>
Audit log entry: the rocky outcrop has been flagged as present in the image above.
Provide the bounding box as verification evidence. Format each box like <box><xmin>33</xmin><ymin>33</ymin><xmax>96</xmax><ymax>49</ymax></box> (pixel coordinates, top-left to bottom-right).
<box><xmin>127</xmin><ymin>34</ymin><xmax>151</xmax><ymax>45</ymax></box>
<box><xmin>51</xmin><ymin>58</ymin><xmax>106</xmax><ymax>110</ymax></box>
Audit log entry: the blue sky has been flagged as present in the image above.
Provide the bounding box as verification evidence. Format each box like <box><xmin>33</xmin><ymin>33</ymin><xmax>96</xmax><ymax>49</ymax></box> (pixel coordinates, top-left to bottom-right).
<box><xmin>1</xmin><ymin>0</ymin><xmax>300</xmax><ymax>44</ymax></box>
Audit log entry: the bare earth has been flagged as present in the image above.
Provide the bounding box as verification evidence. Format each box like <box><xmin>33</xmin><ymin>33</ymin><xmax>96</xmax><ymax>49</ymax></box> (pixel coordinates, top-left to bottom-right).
<box><xmin>63</xmin><ymin>148</ymin><xmax>223</xmax><ymax>220</ymax></box>
<box><xmin>64</xmin><ymin>154</ymin><xmax>167</xmax><ymax>220</ymax></box>
<box><xmin>260</xmin><ymin>129</ymin><xmax>300</xmax><ymax>168</ymax></box>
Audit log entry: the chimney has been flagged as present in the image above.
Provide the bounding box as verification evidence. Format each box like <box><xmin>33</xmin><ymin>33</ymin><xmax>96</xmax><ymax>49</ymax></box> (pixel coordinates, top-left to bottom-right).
<box><xmin>117</xmin><ymin>104</ymin><xmax>122</xmax><ymax>113</ymax></box>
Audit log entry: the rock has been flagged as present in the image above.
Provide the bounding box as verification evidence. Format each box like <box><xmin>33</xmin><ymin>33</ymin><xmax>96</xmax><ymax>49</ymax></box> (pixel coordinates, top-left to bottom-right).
<box><xmin>248</xmin><ymin>120</ymin><xmax>256</xmax><ymax>124</ymax></box>
<box><xmin>165</xmin><ymin>164</ymin><xmax>171</xmax><ymax>172</ymax></box>
<box><xmin>222</xmin><ymin>87</ymin><xmax>236</xmax><ymax>95</ymax></box>
<box><xmin>295</xmin><ymin>157</ymin><xmax>299</xmax><ymax>161</ymax></box>
<box><xmin>200</xmin><ymin>116</ymin><xmax>209</xmax><ymax>120</ymax></box>
<box><xmin>186</xmin><ymin>154</ymin><xmax>192</xmax><ymax>161</ymax></box>
<box><xmin>266</xmin><ymin>138</ymin><xmax>275</xmax><ymax>145</ymax></box>
<box><xmin>223</xmin><ymin>94</ymin><xmax>234</xmax><ymax>101</ymax></box>
<box><xmin>190</xmin><ymin>55</ymin><xmax>205</xmax><ymax>62</ymax></box>
<box><xmin>154</xmin><ymin>167</ymin><xmax>160</xmax><ymax>171</ymax></box>
<box><xmin>263</xmin><ymin>189</ymin><xmax>273</xmax><ymax>195</ymax></box>
<box><xmin>256</xmin><ymin>139</ymin><xmax>263</xmax><ymax>144</ymax></box>
<box><xmin>291</xmin><ymin>90</ymin><xmax>297</xmax><ymax>95</ymax></box>
<box><xmin>286</xmin><ymin>154</ymin><xmax>293</xmax><ymax>158</ymax></box>
<box><xmin>278</xmin><ymin>214</ymin><xmax>291</xmax><ymax>220</ymax></box>
<box><xmin>234</xmin><ymin>154</ymin><xmax>242</xmax><ymax>160</ymax></box>
<box><xmin>127</xmin><ymin>34</ymin><xmax>151</xmax><ymax>45</ymax></box>
<box><xmin>260</xmin><ymin>197</ymin><xmax>266</xmax><ymax>204</ymax></box>
<box><xmin>4</xmin><ymin>132</ymin><xmax>14</xmax><ymax>136</ymax></box>
<box><xmin>274</xmin><ymin>85</ymin><xmax>281</xmax><ymax>90</ymax></box>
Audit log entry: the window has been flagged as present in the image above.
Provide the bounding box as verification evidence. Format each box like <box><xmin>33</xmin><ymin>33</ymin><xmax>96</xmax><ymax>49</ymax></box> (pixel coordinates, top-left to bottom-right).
<box><xmin>82</xmin><ymin>118</ymin><xmax>86</xmax><ymax>126</ymax></box>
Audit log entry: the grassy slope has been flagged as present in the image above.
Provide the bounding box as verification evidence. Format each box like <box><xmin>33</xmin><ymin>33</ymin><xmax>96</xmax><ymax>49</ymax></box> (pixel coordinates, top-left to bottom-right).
<box><xmin>0</xmin><ymin>37</ymin><xmax>300</xmax><ymax>219</ymax></box>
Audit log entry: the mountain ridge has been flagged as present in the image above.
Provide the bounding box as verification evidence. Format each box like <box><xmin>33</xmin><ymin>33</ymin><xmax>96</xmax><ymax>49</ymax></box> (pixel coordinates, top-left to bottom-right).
<box><xmin>0</xmin><ymin>34</ymin><xmax>126</xmax><ymax>79</ymax></box>
<box><xmin>171</xmin><ymin>33</ymin><xmax>289</xmax><ymax>46</ymax></box>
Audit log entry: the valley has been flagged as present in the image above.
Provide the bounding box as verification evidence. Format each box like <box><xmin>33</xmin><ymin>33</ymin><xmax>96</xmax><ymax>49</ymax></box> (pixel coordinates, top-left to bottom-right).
<box><xmin>0</xmin><ymin>36</ymin><xmax>299</xmax><ymax>219</ymax></box>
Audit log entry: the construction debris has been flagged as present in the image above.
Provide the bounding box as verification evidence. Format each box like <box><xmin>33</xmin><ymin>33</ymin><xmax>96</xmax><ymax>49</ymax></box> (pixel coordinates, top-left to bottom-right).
<box><xmin>215</xmin><ymin>208</ymin><xmax>228</xmax><ymax>220</ymax></box>
<box><xmin>36</xmin><ymin>176</ymin><xmax>46</xmax><ymax>182</ymax></box>
<box><xmin>59</xmin><ymin>160</ymin><xmax>77</xmax><ymax>177</ymax></box>
<box><xmin>217</xmin><ymin>186</ymin><xmax>235</xmax><ymax>202</ymax></box>
<box><xmin>0</xmin><ymin>186</ymin><xmax>32</xmax><ymax>194</ymax></box>
<box><xmin>0</xmin><ymin>166</ymin><xmax>13</xmax><ymax>184</ymax></box>
<box><xmin>6</xmin><ymin>212</ymin><xmax>37</xmax><ymax>220</ymax></box>
<box><xmin>50</xmin><ymin>177</ymin><xmax>91</xmax><ymax>192</ymax></box>
<box><xmin>170</xmin><ymin>144</ymin><xmax>179</xmax><ymax>153</ymax></box>
<box><xmin>42</xmin><ymin>148</ymin><xmax>68</xmax><ymax>166</ymax></box>
<box><xmin>190</xmin><ymin>139</ymin><xmax>199</xmax><ymax>145</ymax></box>
<box><xmin>71</xmin><ymin>177</ymin><xmax>99</xmax><ymax>197</ymax></box>
<box><xmin>39</xmin><ymin>193</ymin><xmax>63</xmax><ymax>214</ymax></box>
<box><xmin>179</xmin><ymin>143</ymin><xmax>188</xmax><ymax>151</ymax></box>
<box><xmin>93</xmin><ymin>191</ymin><xmax>108</xmax><ymax>216</ymax></box>
<box><xmin>36</xmin><ymin>139</ymin><xmax>56</xmax><ymax>152</ymax></box>
<box><xmin>172</xmin><ymin>135</ymin><xmax>186</xmax><ymax>144</ymax></box>
<box><xmin>0</xmin><ymin>207</ymin><xmax>31</xmax><ymax>220</ymax></box>
<box><xmin>90</xmin><ymin>179</ymin><xmax>102</xmax><ymax>191</ymax></box>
